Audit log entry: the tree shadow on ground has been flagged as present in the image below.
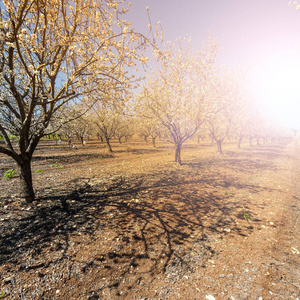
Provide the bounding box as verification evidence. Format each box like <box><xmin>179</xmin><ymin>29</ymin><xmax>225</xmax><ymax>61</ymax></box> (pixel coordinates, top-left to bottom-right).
<box><xmin>0</xmin><ymin>147</ymin><xmax>281</xmax><ymax>298</ymax></box>
<box><xmin>31</xmin><ymin>148</ymin><xmax>163</xmax><ymax>164</ymax></box>
<box><xmin>31</xmin><ymin>153</ymin><xmax>114</xmax><ymax>164</ymax></box>
<box><xmin>114</xmin><ymin>148</ymin><xmax>163</xmax><ymax>155</ymax></box>
<box><xmin>185</xmin><ymin>145</ymin><xmax>284</xmax><ymax>174</ymax></box>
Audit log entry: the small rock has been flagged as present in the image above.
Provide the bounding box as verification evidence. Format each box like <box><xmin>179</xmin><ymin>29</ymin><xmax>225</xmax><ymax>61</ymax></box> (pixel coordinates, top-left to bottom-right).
<box><xmin>206</xmin><ymin>295</ymin><xmax>216</xmax><ymax>300</ymax></box>
<box><xmin>4</xmin><ymin>277</ymin><xmax>13</xmax><ymax>284</ymax></box>
<box><xmin>23</xmin><ymin>283</ymin><xmax>31</xmax><ymax>289</ymax></box>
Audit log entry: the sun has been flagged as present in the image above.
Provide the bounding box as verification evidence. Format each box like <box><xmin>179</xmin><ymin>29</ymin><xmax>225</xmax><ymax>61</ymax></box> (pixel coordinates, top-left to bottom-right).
<box><xmin>263</xmin><ymin>64</ymin><xmax>300</xmax><ymax>101</ymax></box>
<box><xmin>251</xmin><ymin>58</ymin><xmax>300</xmax><ymax>129</ymax></box>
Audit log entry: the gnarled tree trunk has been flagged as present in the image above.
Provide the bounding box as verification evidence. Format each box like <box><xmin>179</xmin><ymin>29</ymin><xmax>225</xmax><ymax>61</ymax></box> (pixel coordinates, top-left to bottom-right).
<box><xmin>217</xmin><ymin>141</ymin><xmax>223</xmax><ymax>154</ymax></box>
<box><xmin>175</xmin><ymin>143</ymin><xmax>182</xmax><ymax>165</ymax></box>
<box><xmin>18</xmin><ymin>156</ymin><xmax>35</xmax><ymax>203</ymax></box>
<box><xmin>237</xmin><ymin>136</ymin><xmax>243</xmax><ymax>149</ymax></box>
<box><xmin>152</xmin><ymin>137</ymin><xmax>156</xmax><ymax>148</ymax></box>
<box><xmin>105</xmin><ymin>136</ymin><xmax>113</xmax><ymax>152</ymax></box>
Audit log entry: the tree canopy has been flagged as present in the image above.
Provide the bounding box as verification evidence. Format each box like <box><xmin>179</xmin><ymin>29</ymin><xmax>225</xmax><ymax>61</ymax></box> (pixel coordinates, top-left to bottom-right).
<box><xmin>0</xmin><ymin>0</ymin><xmax>160</xmax><ymax>202</ymax></box>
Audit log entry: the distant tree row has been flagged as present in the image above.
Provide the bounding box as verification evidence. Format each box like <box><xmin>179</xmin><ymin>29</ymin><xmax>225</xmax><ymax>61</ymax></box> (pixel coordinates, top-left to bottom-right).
<box><xmin>53</xmin><ymin>37</ymin><xmax>291</xmax><ymax>163</ymax></box>
<box><xmin>54</xmin><ymin>90</ymin><xmax>290</xmax><ymax>160</ymax></box>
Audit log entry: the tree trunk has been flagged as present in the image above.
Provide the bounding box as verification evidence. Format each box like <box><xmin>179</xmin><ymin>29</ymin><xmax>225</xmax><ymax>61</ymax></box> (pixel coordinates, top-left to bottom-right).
<box><xmin>118</xmin><ymin>137</ymin><xmax>122</xmax><ymax>144</ymax></box>
<box><xmin>217</xmin><ymin>141</ymin><xmax>223</xmax><ymax>154</ymax></box>
<box><xmin>68</xmin><ymin>138</ymin><xmax>72</xmax><ymax>148</ymax></box>
<box><xmin>237</xmin><ymin>136</ymin><xmax>243</xmax><ymax>149</ymax></box>
<box><xmin>152</xmin><ymin>137</ymin><xmax>156</xmax><ymax>148</ymax></box>
<box><xmin>144</xmin><ymin>136</ymin><xmax>148</xmax><ymax>143</ymax></box>
<box><xmin>105</xmin><ymin>136</ymin><xmax>113</xmax><ymax>152</ymax></box>
<box><xmin>175</xmin><ymin>143</ymin><xmax>182</xmax><ymax>165</ymax></box>
<box><xmin>18</xmin><ymin>157</ymin><xmax>35</xmax><ymax>203</ymax></box>
<box><xmin>80</xmin><ymin>136</ymin><xmax>84</xmax><ymax>146</ymax></box>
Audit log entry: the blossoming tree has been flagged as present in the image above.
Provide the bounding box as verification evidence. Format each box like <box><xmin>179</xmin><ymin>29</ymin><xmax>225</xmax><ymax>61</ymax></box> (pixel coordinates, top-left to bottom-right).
<box><xmin>0</xmin><ymin>0</ymin><xmax>159</xmax><ymax>203</ymax></box>
<box><xmin>205</xmin><ymin>69</ymin><xmax>245</xmax><ymax>154</ymax></box>
<box><xmin>92</xmin><ymin>105</ymin><xmax>123</xmax><ymax>153</ymax></box>
<box><xmin>114</xmin><ymin>115</ymin><xmax>135</xmax><ymax>144</ymax></box>
<box><xmin>136</xmin><ymin>37</ymin><xmax>218</xmax><ymax>164</ymax></box>
<box><xmin>61</xmin><ymin>109</ymin><xmax>92</xmax><ymax>146</ymax></box>
<box><xmin>234</xmin><ymin>100</ymin><xmax>257</xmax><ymax>149</ymax></box>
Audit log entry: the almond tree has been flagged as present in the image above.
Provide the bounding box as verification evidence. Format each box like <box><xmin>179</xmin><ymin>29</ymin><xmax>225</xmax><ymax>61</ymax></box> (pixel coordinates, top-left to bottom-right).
<box><xmin>195</xmin><ymin>125</ymin><xmax>210</xmax><ymax>144</ymax></box>
<box><xmin>0</xmin><ymin>0</ymin><xmax>159</xmax><ymax>203</ymax></box>
<box><xmin>234</xmin><ymin>101</ymin><xmax>257</xmax><ymax>149</ymax></box>
<box><xmin>135</xmin><ymin>117</ymin><xmax>162</xmax><ymax>147</ymax></box>
<box><xmin>114</xmin><ymin>115</ymin><xmax>134</xmax><ymax>144</ymax></box>
<box><xmin>246</xmin><ymin>111</ymin><xmax>265</xmax><ymax>146</ymax></box>
<box><xmin>235</xmin><ymin>116</ymin><xmax>252</xmax><ymax>149</ymax></box>
<box><xmin>60</xmin><ymin>109</ymin><xmax>92</xmax><ymax>146</ymax></box>
<box><xmin>136</xmin><ymin>37</ymin><xmax>218</xmax><ymax>164</ymax></box>
<box><xmin>92</xmin><ymin>91</ymin><xmax>126</xmax><ymax>152</ymax></box>
<box><xmin>205</xmin><ymin>69</ymin><xmax>243</xmax><ymax>154</ymax></box>
<box><xmin>93</xmin><ymin>112</ymin><xmax>119</xmax><ymax>152</ymax></box>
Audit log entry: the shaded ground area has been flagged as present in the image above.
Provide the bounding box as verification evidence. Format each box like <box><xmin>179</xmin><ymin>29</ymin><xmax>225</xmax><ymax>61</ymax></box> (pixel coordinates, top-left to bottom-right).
<box><xmin>0</xmin><ymin>138</ymin><xmax>299</xmax><ymax>299</ymax></box>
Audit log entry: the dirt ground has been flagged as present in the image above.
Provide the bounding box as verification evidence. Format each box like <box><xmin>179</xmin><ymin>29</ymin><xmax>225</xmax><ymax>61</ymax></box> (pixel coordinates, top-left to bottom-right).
<box><xmin>0</xmin><ymin>137</ymin><xmax>299</xmax><ymax>300</ymax></box>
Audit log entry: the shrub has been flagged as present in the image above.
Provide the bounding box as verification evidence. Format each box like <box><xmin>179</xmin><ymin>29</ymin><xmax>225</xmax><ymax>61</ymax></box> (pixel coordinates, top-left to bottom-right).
<box><xmin>3</xmin><ymin>169</ymin><xmax>17</xmax><ymax>179</ymax></box>
<box><xmin>244</xmin><ymin>212</ymin><xmax>251</xmax><ymax>224</ymax></box>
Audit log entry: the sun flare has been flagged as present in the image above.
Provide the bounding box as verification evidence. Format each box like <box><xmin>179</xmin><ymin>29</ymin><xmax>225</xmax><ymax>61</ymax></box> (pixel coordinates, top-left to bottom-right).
<box><xmin>253</xmin><ymin>59</ymin><xmax>300</xmax><ymax>129</ymax></box>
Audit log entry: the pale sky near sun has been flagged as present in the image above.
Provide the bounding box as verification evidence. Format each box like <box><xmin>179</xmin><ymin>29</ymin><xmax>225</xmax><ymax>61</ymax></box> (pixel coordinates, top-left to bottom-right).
<box><xmin>127</xmin><ymin>0</ymin><xmax>300</xmax><ymax>129</ymax></box>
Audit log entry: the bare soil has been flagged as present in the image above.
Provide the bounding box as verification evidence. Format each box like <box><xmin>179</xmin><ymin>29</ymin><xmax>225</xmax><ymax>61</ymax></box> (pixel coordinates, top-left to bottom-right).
<box><xmin>0</xmin><ymin>138</ymin><xmax>299</xmax><ymax>300</ymax></box>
